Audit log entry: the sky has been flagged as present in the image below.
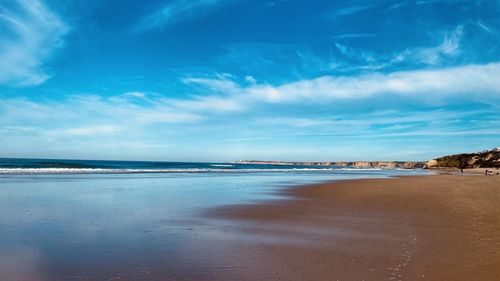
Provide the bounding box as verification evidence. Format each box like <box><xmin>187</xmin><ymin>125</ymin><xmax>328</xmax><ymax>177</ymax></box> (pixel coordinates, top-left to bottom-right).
<box><xmin>0</xmin><ymin>0</ymin><xmax>499</xmax><ymax>162</ymax></box>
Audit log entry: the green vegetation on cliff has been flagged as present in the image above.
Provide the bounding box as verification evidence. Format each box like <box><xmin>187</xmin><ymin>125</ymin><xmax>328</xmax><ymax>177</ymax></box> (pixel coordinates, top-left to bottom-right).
<box><xmin>427</xmin><ymin>148</ymin><xmax>500</xmax><ymax>168</ymax></box>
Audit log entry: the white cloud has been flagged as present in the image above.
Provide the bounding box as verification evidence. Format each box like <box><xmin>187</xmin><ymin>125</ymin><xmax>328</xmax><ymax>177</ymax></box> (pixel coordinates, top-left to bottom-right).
<box><xmin>100</xmin><ymin>62</ymin><xmax>500</xmax><ymax>119</ymax></box>
<box><xmin>0</xmin><ymin>0</ymin><xmax>68</xmax><ymax>86</ymax></box>
<box><xmin>0</xmin><ymin>93</ymin><xmax>202</xmax><ymax>138</ymax></box>
<box><xmin>1</xmin><ymin>63</ymin><xmax>499</xmax><ymax>154</ymax></box>
<box><xmin>133</xmin><ymin>108</ymin><xmax>201</xmax><ymax>123</ymax></box>
<box><xmin>58</xmin><ymin>125</ymin><xmax>124</xmax><ymax>137</ymax></box>
<box><xmin>173</xmin><ymin>76</ymin><xmax>245</xmax><ymax>112</ymax></box>
<box><xmin>5</xmin><ymin>61</ymin><xmax>497</xmax><ymax>130</ymax></box>
<box><xmin>245</xmin><ymin>75</ymin><xmax>257</xmax><ymax>84</ymax></box>
<box><xmin>122</xmin><ymin>91</ymin><xmax>146</xmax><ymax>98</ymax></box>
<box><xmin>2</xmin><ymin>125</ymin><xmax>124</xmax><ymax>139</ymax></box>
<box><xmin>135</xmin><ymin>0</ymin><xmax>234</xmax><ymax>32</ymax></box>
<box><xmin>187</xmin><ymin>62</ymin><xmax>500</xmax><ymax>105</ymax></box>
<box><xmin>166</xmin><ymin>95</ymin><xmax>244</xmax><ymax>112</ymax></box>
<box><xmin>182</xmin><ymin>76</ymin><xmax>239</xmax><ymax>93</ymax></box>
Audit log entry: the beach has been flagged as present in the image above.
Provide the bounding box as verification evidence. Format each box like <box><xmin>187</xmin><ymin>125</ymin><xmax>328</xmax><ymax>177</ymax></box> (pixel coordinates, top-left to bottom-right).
<box><xmin>206</xmin><ymin>174</ymin><xmax>500</xmax><ymax>281</ymax></box>
<box><xmin>0</xmin><ymin>168</ymin><xmax>421</xmax><ymax>281</ymax></box>
<box><xmin>2</xmin><ymin>0</ymin><xmax>498</xmax><ymax>280</ymax></box>
<box><xmin>1</xmin><ymin>171</ymin><xmax>499</xmax><ymax>280</ymax></box>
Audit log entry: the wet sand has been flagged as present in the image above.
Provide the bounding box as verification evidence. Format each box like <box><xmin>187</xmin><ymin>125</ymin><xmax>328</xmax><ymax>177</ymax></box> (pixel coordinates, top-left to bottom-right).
<box><xmin>207</xmin><ymin>174</ymin><xmax>500</xmax><ymax>281</ymax></box>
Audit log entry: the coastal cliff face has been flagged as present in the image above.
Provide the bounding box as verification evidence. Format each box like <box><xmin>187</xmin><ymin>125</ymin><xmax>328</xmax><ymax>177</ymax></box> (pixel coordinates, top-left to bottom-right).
<box><xmin>426</xmin><ymin>148</ymin><xmax>500</xmax><ymax>168</ymax></box>
<box><xmin>236</xmin><ymin>148</ymin><xmax>500</xmax><ymax>169</ymax></box>
<box><xmin>235</xmin><ymin>160</ymin><xmax>426</xmax><ymax>169</ymax></box>
<box><xmin>333</xmin><ymin>161</ymin><xmax>425</xmax><ymax>168</ymax></box>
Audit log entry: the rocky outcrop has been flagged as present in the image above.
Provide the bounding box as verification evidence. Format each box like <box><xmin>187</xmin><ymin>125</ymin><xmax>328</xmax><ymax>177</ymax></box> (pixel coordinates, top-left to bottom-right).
<box><xmin>426</xmin><ymin>148</ymin><xmax>500</xmax><ymax>168</ymax></box>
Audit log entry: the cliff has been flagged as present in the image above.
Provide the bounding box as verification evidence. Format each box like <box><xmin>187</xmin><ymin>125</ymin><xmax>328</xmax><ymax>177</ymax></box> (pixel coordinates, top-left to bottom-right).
<box><xmin>234</xmin><ymin>160</ymin><xmax>426</xmax><ymax>169</ymax></box>
<box><xmin>235</xmin><ymin>148</ymin><xmax>500</xmax><ymax>169</ymax></box>
<box><xmin>332</xmin><ymin>161</ymin><xmax>426</xmax><ymax>168</ymax></box>
<box><xmin>426</xmin><ymin>148</ymin><xmax>500</xmax><ymax>169</ymax></box>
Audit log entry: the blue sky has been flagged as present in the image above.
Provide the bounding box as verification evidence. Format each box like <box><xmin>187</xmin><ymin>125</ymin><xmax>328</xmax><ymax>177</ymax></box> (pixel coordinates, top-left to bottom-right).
<box><xmin>0</xmin><ymin>0</ymin><xmax>499</xmax><ymax>161</ymax></box>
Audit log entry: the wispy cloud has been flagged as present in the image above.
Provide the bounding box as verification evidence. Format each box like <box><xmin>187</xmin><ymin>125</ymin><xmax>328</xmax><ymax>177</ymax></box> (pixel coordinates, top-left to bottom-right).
<box><xmin>326</xmin><ymin>25</ymin><xmax>470</xmax><ymax>72</ymax></box>
<box><xmin>258</xmin><ymin>108</ymin><xmax>498</xmax><ymax>133</ymax></box>
<box><xmin>384</xmin><ymin>1</ymin><xmax>409</xmax><ymax>11</ymax></box>
<box><xmin>415</xmin><ymin>0</ymin><xmax>454</xmax><ymax>5</ymax></box>
<box><xmin>331</xmin><ymin>33</ymin><xmax>377</xmax><ymax>39</ymax></box>
<box><xmin>398</xmin><ymin>25</ymin><xmax>464</xmax><ymax>65</ymax></box>
<box><xmin>475</xmin><ymin>19</ymin><xmax>493</xmax><ymax>34</ymax></box>
<box><xmin>331</xmin><ymin>25</ymin><xmax>466</xmax><ymax>71</ymax></box>
<box><xmin>54</xmin><ymin>125</ymin><xmax>124</xmax><ymax>137</ymax></box>
<box><xmin>4</xmin><ymin>62</ymin><xmax>497</xmax><ymax>129</ymax></box>
<box><xmin>135</xmin><ymin>0</ymin><xmax>233</xmax><ymax>32</ymax></box>
<box><xmin>0</xmin><ymin>0</ymin><xmax>68</xmax><ymax>86</ymax></box>
<box><xmin>2</xmin><ymin>62</ymin><xmax>499</xmax><ymax>160</ymax></box>
<box><xmin>0</xmin><ymin>94</ymin><xmax>201</xmax><ymax>133</ymax></box>
<box><xmin>329</xmin><ymin>4</ymin><xmax>377</xmax><ymax>19</ymax></box>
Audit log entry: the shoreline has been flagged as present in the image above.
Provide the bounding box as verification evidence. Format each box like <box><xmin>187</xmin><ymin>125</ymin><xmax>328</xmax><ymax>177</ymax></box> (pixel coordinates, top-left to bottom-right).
<box><xmin>429</xmin><ymin>167</ymin><xmax>500</xmax><ymax>175</ymax></box>
<box><xmin>203</xmin><ymin>174</ymin><xmax>500</xmax><ymax>281</ymax></box>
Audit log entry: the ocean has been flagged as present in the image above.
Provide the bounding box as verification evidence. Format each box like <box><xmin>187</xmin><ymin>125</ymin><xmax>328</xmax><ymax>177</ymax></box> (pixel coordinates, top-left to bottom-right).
<box><xmin>1</xmin><ymin>157</ymin><xmax>415</xmax><ymax>174</ymax></box>
<box><xmin>0</xmin><ymin>158</ymin><xmax>431</xmax><ymax>280</ymax></box>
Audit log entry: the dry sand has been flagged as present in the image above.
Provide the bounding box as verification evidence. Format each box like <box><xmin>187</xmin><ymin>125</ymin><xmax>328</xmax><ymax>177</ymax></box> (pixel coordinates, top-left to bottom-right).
<box><xmin>205</xmin><ymin>174</ymin><xmax>500</xmax><ymax>281</ymax></box>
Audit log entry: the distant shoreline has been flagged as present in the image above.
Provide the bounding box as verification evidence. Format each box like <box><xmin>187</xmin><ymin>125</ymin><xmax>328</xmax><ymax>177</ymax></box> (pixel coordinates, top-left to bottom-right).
<box><xmin>235</xmin><ymin>147</ymin><xmax>500</xmax><ymax>169</ymax></box>
<box><xmin>234</xmin><ymin>160</ymin><xmax>427</xmax><ymax>169</ymax></box>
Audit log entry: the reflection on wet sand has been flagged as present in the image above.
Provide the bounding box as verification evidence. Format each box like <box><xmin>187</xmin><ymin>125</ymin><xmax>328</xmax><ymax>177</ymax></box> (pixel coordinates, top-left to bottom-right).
<box><xmin>0</xmin><ymin>171</ymin><xmax>425</xmax><ymax>280</ymax></box>
<box><xmin>0</xmin><ymin>246</ymin><xmax>46</xmax><ymax>281</ymax></box>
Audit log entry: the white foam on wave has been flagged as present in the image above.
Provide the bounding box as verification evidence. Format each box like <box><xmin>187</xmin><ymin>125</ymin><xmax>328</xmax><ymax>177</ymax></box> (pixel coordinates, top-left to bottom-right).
<box><xmin>0</xmin><ymin>167</ymin><xmax>358</xmax><ymax>175</ymax></box>
<box><xmin>0</xmin><ymin>168</ymin><xmax>120</xmax><ymax>174</ymax></box>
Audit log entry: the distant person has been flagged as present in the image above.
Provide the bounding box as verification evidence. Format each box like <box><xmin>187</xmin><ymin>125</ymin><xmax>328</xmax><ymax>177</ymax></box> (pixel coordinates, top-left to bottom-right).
<box><xmin>460</xmin><ymin>169</ymin><xmax>464</xmax><ymax>174</ymax></box>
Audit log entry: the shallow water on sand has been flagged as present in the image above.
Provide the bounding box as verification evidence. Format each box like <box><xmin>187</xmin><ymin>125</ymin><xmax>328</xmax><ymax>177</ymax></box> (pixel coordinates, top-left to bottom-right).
<box><xmin>0</xmin><ymin>170</ymin><xmax>429</xmax><ymax>280</ymax></box>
